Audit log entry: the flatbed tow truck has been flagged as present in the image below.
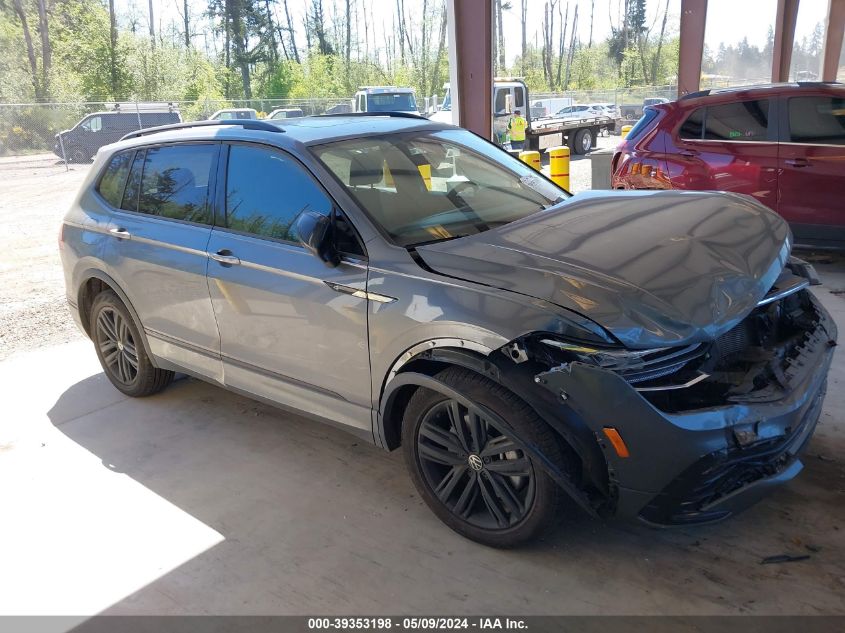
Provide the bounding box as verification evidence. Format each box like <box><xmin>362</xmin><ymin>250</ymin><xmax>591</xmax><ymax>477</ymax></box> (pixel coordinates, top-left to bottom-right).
<box><xmin>430</xmin><ymin>77</ymin><xmax>616</xmax><ymax>154</ymax></box>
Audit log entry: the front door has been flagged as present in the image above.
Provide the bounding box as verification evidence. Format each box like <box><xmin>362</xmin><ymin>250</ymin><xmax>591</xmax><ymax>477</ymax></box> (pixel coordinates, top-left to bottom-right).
<box><xmin>667</xmin><ymin>98</ymin><xmax>779</xmax><ymax>213</ymax></box>
<box><xmin>205</xmin><ymin>143</ymin><xmax>372</xmax><ymax>434</ymax></box>
<box><xmin>778</xmin><ymin>93</ymin><xmax>845</xmax><ymax>245</ymax></box>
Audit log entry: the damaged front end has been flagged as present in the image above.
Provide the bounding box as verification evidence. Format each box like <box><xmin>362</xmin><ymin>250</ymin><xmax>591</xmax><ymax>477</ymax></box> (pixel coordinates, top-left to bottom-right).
<box><xmin>506</xmin><ymin>273</ymin><xmax>836</xmax><ymax>526</ymax></box>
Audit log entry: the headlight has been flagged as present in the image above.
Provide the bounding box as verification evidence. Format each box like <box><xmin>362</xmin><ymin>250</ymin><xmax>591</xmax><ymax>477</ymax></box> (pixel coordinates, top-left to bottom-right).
<box><xmin>539</xmin><ymin>337</ymin><xmax>706</xmax><ymax>384</ymax></box>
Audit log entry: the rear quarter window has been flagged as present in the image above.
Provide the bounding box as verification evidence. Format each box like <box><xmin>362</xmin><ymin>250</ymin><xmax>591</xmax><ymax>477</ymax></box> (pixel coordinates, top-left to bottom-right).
<box><xmin>96</xmin><ymin>150</ymin><xmax>133</xmax><ymax>207</ymax></box>
<box><xmin>626</xmin><ymin>107</ymin><xmax>660</xmax><ymax>141</ymax></box>
<box><xmin>679</xmin><ymin>107</ymin><xmax>704</xmax><ymax>139</ymax></box>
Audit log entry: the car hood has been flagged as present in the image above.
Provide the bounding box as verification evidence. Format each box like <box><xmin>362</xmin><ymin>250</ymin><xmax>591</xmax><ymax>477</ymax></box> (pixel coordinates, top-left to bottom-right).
<box><xmin>415</xmin><ymin>190</ymin><xmax>791</xmax><ymax>348</ymax></box>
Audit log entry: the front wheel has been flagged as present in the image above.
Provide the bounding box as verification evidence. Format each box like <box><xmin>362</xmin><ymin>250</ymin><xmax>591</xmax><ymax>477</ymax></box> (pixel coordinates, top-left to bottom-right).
<box><xmin>69</xmin><ymin>147</ymin><xmax>89</xmax><ymax>163</ymax></box>
<box><xmin>402</xmin><ymin>367</ymin><xmax>566</xmax><ymax>547</ymax></box>
<box><xmin>91</xmin><ymin>290</ymin><xmax>173</xmax><ymax>397</ymax></box>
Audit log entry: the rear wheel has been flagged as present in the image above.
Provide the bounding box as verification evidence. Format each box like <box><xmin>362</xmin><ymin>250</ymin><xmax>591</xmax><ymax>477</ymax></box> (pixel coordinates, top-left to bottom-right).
<box><xmin>573</xmin><ymin>128</ymin><xmax>594</xmax><ymax>154</ymax></box>
<box><xmin>402</xmin><ymin>367</ymin><xmax>565</xmax><ymax>547</ymax></box>
<box><xmin>90</xmin><ymin>290</ymin><xmax>173</xmax><ymax>397</ymax></box>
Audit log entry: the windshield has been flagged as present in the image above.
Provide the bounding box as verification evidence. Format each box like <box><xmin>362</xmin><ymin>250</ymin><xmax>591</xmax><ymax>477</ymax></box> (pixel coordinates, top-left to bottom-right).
<box><xmin>367</xmin><ymin>92</ymin><xmax>417</xmax><ymax>112</ymax></box>
<box><xmin>313</xmin><ymin>129</ymin><xmax>567</xmax><ymax>247</ymax></box>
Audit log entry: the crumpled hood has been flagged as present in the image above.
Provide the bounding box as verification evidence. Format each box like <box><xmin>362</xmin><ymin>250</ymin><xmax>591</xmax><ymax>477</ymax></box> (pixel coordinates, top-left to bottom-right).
<box><xmin>416</xmin><ymin>190</ymin><xmax>791</xmax><ymax>348</ymax></box>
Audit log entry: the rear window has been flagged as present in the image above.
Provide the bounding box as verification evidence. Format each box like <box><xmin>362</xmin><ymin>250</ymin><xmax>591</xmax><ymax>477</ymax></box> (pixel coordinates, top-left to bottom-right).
<box><xmin>704</xmin><ymin>100</ymin><xmax>770</xmax><ymax>141</ymax></box>
<box><xmin>626</xmin><ymin>107</ymin><xmax>660</xmax><ymax>141</ymax></box>
<box><xmin>367</xmin><ymin>93</ymin><xmax>416</xmax><ymax>112</ymax></box>
<box><xmin>96</xmin><ymin>150</ymin><xmax>133</xmax><ymax>207</ymax></box>
<box><xmin>788</xmin><ymin>96</ymin><xmax>845</xmax><ymax>145</ymax></box>
<box><xmin>120</xmin><ymin>144</ymin><xmax>216</xmax><ymax>224</ymax></box>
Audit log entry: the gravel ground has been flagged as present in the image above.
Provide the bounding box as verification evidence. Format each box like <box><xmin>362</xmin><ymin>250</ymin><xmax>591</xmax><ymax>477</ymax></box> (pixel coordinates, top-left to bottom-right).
<box><xmin>0</xmin><ymin>155</ymin><xmax>89</xmax><ymax>360</ymax></box>
<box><xmin>0</xmin><ymin>135</ymin><xmax>620</xmax><ymax>360</ymax></box>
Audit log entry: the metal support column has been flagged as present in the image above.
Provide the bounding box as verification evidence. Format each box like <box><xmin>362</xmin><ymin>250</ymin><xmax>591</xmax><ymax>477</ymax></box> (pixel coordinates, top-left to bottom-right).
<box><xmin>772</xmin><ymin>0</ymin><xmax>801</xmax><ymax>83</ymax></box>
<box><xmin>446</xmin><ymin>0</ymin><xmax>493</xmax><ymax>138</ymax></box>
<box><xmin>822</xmin><ymin>0</ymin><xmax>845</xmax><ymax>81</ymax></box>
<box><xmin>677</xmin><ymin>0</ymin><xmax>708</xmax><ymax>97</ymax></box>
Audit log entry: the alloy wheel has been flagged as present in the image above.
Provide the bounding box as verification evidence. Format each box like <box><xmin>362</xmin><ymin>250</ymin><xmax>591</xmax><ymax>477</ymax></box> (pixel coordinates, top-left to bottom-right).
<box><xmin>96</xmin><ymin>307</ymin><xmax>139</xmax><ymax>385</ymax></box>
<box><xmin>416</xmin><ymin>398</ymin><xmax>536</xmax><ymax>530</ymax></box>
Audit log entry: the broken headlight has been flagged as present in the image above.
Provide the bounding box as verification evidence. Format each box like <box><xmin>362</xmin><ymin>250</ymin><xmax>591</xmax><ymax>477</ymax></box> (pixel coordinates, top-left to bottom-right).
<box><xmin>539</xmin><ymin>337</ymin><xmax>707</xmax><ymax>385</ymax></box>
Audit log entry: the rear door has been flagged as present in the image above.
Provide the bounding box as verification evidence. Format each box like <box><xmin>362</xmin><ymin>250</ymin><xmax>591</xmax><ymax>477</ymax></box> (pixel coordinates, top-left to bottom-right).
<box><xmin>667</xmin><ymin>99</ymin><xmax>779</xmax><ymax>212</ymax></box>
<box><xmin>778</xmin><ymin>93</ymin><xmax>845</xmax><ymax>244</ymax></box>
<box><xmin>205</xmin><ymin>142</ymin><xmax>372</xmax><ymax>434</ymax></box>
<box><xmin>101</xmin><ymin>142</ymin><xmax>223</xmax><ymax>382</ymax></box>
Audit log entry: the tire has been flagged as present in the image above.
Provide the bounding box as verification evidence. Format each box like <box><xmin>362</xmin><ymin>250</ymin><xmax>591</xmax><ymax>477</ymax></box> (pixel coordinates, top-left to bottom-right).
<box><xmin>90</xmin><ymin>290</ymin><xmax>173</xmax><ymax>397</ymax></box>
<box><xmin>402</xmin><ymin>367</ymin><xmax>566</xmax><ymax>547</ymax></box>
<box><xmin>69</xmin><ymin>147</ymin><xmax>88</xmax><ymax>163</ymax></box>
<box><xmin>573</xmin><ymin>128</ymin><xmax>594</xmax><ymax>154</ymax></box>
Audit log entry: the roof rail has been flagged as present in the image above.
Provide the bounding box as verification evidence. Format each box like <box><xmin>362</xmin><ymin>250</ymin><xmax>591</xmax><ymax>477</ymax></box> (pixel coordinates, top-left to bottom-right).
<box><xmin>318</xmin><ymin>111</ymin><xmax>430</xmax><ymax>121</ymax></box>
<box><xmin>120</xmin><ymin>119</ymin><xmax>284</xmax><ymax>141</ymax></box>
<box><xmin>679</xmin><ymin>89</ymin><xmax>711</xmax><ymax>100</ymax></box>
<box><xmin>681</xmin><ymin>80</ymin><xmax>843</xmax><ymax>101</ymax></box>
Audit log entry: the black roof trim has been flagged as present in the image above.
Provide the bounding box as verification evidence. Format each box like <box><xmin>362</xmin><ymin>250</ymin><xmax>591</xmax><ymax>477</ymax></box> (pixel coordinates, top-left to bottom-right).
<box><xmin>318</xmin><ymin>111</ymin><xmax>430</xmax><ymax>121</ymax></box>
<box><xmin>120</xmin><ymin>119</ymin><xmax>284</xmax><ymax>141</ymax></box>
<box><xmin>680</xmin><ymin>81</ymin><xmax>843</xmax><ymax>100</ymax></box>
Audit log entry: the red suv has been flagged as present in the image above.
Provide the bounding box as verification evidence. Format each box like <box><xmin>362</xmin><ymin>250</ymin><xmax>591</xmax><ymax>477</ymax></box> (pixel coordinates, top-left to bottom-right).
<box><xmin>612</xmin><ymin>82</ymin><xmax>845</xmax><ymax>247</ymax></box>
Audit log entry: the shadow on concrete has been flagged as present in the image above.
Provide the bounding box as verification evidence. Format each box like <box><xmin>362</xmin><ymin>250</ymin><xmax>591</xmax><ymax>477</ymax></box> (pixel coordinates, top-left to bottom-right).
<box><xmin>43</xmin><ymin>355</ymin><xmax>845</xmax><ymax>616</ymax></box>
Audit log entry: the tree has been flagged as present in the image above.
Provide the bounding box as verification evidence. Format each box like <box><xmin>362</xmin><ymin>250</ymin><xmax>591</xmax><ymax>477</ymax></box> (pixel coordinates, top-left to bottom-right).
<box><xmin>520</xmin><ymin>0</ymin><xmax>527</xmax><ymax>75</ymax></box>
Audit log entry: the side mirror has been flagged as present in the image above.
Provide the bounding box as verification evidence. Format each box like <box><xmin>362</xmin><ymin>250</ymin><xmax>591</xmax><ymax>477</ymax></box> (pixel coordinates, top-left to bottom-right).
<box><xmin>294</xmin><ymin>211</ymin><xmax>340</xmax><ymax>267</ymax></box>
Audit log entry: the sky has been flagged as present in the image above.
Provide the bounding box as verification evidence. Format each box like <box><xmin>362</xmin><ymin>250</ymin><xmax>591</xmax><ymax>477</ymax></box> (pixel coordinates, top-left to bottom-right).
<box><xmin>118</xmin><ymin>0</ymin><xmax>831</xmax><ymax>67</ymax></box>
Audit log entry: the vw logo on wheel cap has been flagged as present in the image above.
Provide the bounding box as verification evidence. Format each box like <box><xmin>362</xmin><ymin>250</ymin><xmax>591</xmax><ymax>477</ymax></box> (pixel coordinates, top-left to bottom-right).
<box><xmin>467</xmin><ymin>454</ymin><xmax>484</xmax><ymax>471</ymax></box>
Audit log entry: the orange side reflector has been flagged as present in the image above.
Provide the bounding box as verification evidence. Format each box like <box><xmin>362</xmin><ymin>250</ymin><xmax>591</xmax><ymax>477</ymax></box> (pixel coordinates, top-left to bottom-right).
<box><xmin>602</xmin><ymin>427</ymin><xmax>630</xmax><ymax>458</ymax></box>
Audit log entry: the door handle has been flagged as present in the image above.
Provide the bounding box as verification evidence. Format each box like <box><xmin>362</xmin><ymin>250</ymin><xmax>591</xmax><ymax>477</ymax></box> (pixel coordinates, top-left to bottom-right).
<box><xmin>678</xmin><ymin>149</ymin><xmax>698</xmax><ymax>157</ymax></box>
<box><xmin>109</xmin><ymin>227</ymin><xmax>131</xmax><ymax>240</ymax></box>
<box><xmin>785</xmin><ymin>158</ymin><xmax>810</xmax><ymax>168</ymax></box>
<box><xmin>208</xmin><ymin>249</ymin><xmax>240</xmax><ymax>265</ymax></box>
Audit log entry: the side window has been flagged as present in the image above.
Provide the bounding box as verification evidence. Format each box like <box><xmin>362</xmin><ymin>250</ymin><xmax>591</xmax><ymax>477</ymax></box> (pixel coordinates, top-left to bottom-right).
<box><xmin>494</xmin><ymin>88</ymin><xmax>507</xmax><ymax>114</ymax></box>
<box><xmin>135</xmin><ymin>144</ymin><xmax>216</xmax><ymax>223</ymax></box>
<box><xmin>225</xmin><ymin>144</ymin><xmax>332</xmax><ymax>243</ymax></box>
<box><xmin>788</xmin><ymin>96</ymin><xmax>845</xmax><ymax>145</ymax></box>
<box><xmin>514</xmin><ymin>87</ymin><xmax>525</xmax><ymax>109</ymax></box>
<box><xmin>704</xmin><ymin>100</ymin><xmax>769</xmax><ymax>141</ymax></box>
<box><xmin>88</xmin><ymin>116</ymin><xmax>102</xmax><ymax>132</ymax></box>
<box><xmin>679</xmin><ymin>107</ymin><xmax>704</xmax><ymax>139</ymax></box>
<box><xmin>97</xmin><ymin>150</ymin><xmax>133</xmax><ymax>207</ymax></box>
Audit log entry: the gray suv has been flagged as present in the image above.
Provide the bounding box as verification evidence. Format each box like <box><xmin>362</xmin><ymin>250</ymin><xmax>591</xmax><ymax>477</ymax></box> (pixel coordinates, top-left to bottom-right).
<box><xmin>60</xmin><ymin>115</ymin><xmax>836</xmax><ymax>547</ymax></box>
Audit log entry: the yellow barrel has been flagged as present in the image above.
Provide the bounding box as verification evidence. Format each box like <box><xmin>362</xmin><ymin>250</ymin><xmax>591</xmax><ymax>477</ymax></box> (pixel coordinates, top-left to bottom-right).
<box><xmin>621</xmin><ymin>125</ymin><xmax>633</xmax><ymax>139</ymax></box>
<box><xmin>519</xmin><ymin>150</ymin><xmax>541</xmax><ymax>171</ymax></box>
<box><xmin>547</xmin><ymin>146</ymin><xmax>570</xmax><ymax>191</ymax></box>
<box><xmin>417</xmin><ymin>163</ymin><xmax>432</xmax><ymax>190</ymax></box>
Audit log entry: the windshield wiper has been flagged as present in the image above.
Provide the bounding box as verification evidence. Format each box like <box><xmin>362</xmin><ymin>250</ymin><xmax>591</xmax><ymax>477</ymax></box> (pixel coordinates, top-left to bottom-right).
<box><xmin>406</xmin><ymin>234</ymin><xmax>474</xmax><ymax>247</ymax></box>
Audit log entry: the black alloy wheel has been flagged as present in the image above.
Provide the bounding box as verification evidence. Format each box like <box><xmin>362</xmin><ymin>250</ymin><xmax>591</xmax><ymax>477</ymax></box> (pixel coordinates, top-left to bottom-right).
<box><xmin>95</xmin><ymin>306</ymin><xmax>139</xmax><ymax>386</ymax></box>
<box><xmin>402</xmin><ymin>367</ymin><xmax>567</xmax><ymax>547</ymax></box>
<box><xmin>416</xmin><ymin>398</ymin><xmax>536</xmax><ymax>530</ymax></box>
<box><xmin>90</xmin><ymin>290</ymin><xmax>173</xmax><ymax>397</ymax></box>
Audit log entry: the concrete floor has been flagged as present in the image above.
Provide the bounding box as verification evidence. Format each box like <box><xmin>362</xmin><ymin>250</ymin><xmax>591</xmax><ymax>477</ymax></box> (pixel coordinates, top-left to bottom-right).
<box><xmin>1</xmin><ymin>266</ymin><xmax>844</xmax><ymax>620</ymax></box>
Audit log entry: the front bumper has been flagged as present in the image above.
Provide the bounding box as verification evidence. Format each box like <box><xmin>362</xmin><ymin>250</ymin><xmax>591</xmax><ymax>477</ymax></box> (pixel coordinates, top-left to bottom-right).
<box><xmin>536</xmin><ymin>291</ymin><xmax>837</xmax><ymax>526</ymax></box>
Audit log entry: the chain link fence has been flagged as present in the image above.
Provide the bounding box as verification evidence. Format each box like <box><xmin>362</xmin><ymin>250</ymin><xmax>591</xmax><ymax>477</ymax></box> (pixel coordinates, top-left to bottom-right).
<box><xmin>0</xmin><ymin>97</ymin><xmax>353</xmax><ymax>170</ymax></box>
<box><xmin>0</xmin><ymin>79</ymin><xmax>769</xmax><ymax>169</ymax></box>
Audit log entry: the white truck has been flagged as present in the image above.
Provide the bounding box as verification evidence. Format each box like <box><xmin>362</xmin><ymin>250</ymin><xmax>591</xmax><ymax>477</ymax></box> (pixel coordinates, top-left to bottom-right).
<box><xmin>353</xmin><ymin>86</ymin><xmax>419</xmax><ymax>115</ymax></box>
<box><xmin>431</xmin><ymin>78</ymin><xmax>615</xmax><ymax>154</ymax></box>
